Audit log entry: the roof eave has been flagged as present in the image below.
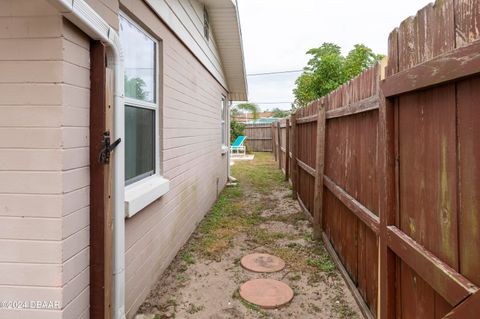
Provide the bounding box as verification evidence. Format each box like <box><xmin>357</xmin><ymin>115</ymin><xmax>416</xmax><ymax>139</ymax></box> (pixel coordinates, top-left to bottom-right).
<box><xmin>203</xmin><ymin>0</ymin><xmax>248</xmax><ymax>101</ymax></box>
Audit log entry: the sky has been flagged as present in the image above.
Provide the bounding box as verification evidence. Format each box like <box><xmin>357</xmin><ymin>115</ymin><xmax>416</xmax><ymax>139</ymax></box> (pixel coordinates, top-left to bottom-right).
<box><xmin>235</xmin><ymin>0</ymin><xmax>432</xmax><ymax>111</ymax></box>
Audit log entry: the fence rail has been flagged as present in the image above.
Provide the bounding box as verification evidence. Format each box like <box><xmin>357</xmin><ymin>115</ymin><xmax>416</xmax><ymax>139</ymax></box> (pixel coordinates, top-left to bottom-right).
<box><xmin>273</xmin><ymin>1</ymin><xmax>480</xmax><ymax>317</ymax></box>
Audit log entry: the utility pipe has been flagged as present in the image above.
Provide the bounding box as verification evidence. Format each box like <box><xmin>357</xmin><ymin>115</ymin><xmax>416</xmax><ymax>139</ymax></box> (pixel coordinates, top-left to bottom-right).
<box><xmin>47</xmin><ymin>1</ymin><xmax>125</xmax><ymax>318</ymax></box>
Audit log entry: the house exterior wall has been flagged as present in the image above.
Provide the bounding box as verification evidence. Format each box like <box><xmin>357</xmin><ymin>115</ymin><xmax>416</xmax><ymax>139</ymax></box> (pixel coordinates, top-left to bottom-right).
<box><xmin>119</xmin><ymin>0</ymin><xmax>229</xmax><ymax>316</ymax></box>
<box><xmin>0</xmin><ymin>1</ymin><xmax>91</xmax><ymax>318</ymax></box>
<box><xmin>143</xmin><ymin>0</ymin><xmax>227</xmax><ymax>88</ymax></box>
<box><xmin>0</xmin><ymin>0</ymin><xmax>230</xmax><ymax>318</ymax></box>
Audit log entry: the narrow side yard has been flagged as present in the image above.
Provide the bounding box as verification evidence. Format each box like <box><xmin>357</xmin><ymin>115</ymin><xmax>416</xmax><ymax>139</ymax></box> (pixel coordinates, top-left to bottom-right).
<box><xmin>137</xmin><ymin>153</ymin><xmax>361</xmax><ymax>319</ymax></box>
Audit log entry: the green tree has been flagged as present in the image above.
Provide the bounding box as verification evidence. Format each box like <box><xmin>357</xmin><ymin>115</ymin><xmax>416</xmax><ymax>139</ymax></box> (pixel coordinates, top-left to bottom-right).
<box><xmin>230</xmin><ymin>116</ymin><xmax>245</xmax><ymax>143</ymax></box>
<box><xmin>293</xmin><ymin>43</ymin><xmax>384</xmax><ymax>106</ymax></box>
<box><xmin>125</xmin><ymin>76</ymin><xmax>148</xmax><ymax>100</ymax></box>
<box><xmin>344</xmin><ymin>44</ymin><xmax>384</xmax><ymax>78</ymax></box>
<box><xmin>271</xmin><ymin>107</ymin><xmax>290</xmax><ymax>118</ymax></box>
<box><xmin>236</xmin><ymin>103</ymin><xmax>260</xmax><ymax>120</ymax></box>
<box><xmin>230</xmin><ymin>106</ymin><xmax>241</xmax><ymax>119</ymax></box>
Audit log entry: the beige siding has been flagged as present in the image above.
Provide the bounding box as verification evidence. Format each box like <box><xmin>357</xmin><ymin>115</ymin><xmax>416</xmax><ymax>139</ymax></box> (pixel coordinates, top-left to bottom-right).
<box><xmin>1</xmin><ymin>0</ymin><xmax>229</xmax><ymax>318</ymax></box>
<box><xmin>144</xmin><ymin>0</ymin><xmax>228</xmax><ymax>89</ymax></box>
<box><xmin>85</xmin><ymin>0</ymin><xmax>119</xmax><ymax>30</ymax></box>
<box><xmin>120</xmin><ymin>1</ymin><xmax>229</xmax><ymax>317</ymax></box>
<box><xmin>0</xmin><ymin>1</ymin><xmax>90</xmax><ymax>318</ymax></box>
<box><xmin>58</xmin><ymin>19</ymin><xmax>92</xmax><ymax>319</ymax></box>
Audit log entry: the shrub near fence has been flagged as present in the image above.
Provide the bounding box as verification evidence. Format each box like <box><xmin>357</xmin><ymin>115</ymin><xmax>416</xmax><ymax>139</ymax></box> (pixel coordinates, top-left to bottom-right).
<box><xmin>273</xmin><ymin>1</ymin><xmax>480</xmax><ymax>318</ymax></box>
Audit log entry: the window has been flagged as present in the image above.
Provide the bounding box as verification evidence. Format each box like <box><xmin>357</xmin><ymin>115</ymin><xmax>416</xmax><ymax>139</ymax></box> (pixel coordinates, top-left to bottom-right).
<box><xmin>120</xmin><ymin>14</ymin><xmax>158</xmax><ymax>185</ymax></box>
<box><xmin>221</xmin><ymin>96</ymin><xmax>227</xmax><ymax>146</ymax></box>
<box><xmin>120</xmin><ymin>14</ymin><xmax>170</xmax><ymax>218</ymax></box>
<box><xmin>203</xmin><ymin>6</ymin><xmax>210</xmax><ymax>41</ymax></box>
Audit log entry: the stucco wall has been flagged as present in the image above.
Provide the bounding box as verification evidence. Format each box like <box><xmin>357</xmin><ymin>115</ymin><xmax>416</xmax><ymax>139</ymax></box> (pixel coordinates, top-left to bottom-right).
<box><xmin>0</xmin><ymin>1</ymin><xmax>91</xmax><ymax>318</ymax></box>
<box><xmin>0</xmin><ymin>0</ymin><xmax>228</xmax><ymax>318</ymax></box>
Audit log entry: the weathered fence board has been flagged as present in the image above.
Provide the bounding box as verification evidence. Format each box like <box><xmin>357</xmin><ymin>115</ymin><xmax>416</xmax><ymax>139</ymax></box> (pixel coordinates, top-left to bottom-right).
<box><xmin>274</xmin><ymin>1</ymin><xmax>480</xmax><ymax>317</ymax></box>
<box><xmin>244</xmin><ymin>124</ymin><xmax>273</xmax><ymax>152</ymax></box>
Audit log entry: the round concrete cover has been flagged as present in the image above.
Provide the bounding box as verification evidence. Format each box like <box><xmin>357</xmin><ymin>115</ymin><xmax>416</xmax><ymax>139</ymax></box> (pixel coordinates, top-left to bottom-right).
<box><xmin>239</xmin><ymin>279</ymin><xmax>294</xmax><ymax>309</ymax></box>
<box><xmin>240</xmin><ymin>253</ymin><xmax>286</xmax><ymax>273</ymax></box>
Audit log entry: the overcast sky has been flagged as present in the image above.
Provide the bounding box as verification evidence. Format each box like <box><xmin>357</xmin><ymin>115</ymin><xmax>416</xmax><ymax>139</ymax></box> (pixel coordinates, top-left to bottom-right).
<box><xmin>235</xmin><ymin>0</ymin><xmax>432</xmax><ymax>111</ymax></box>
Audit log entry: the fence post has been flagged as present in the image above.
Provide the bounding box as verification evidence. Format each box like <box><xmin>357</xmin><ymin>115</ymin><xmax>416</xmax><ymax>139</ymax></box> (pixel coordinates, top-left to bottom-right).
<box><xmin>285</xmin><ymin>118</ymin><xmax>290</xmax><ymax>182</ymax></box>
<box><xmin>378</xmin><ymin>62</ymin><xmax>396</xmax><ymax>319</ymax></box>
<box><xmin>290</xmin><ymin>112</ymin><xmax>298</xmax><ymax>199</ymax></box>
<box><xmin>313</xmin><ymin>101</ymin><xmax>326</xmax><ymax>239</ymax></box>
<box><xmin>277</xmin><ymin>121</ymin><xmax>282</xmax><ymax>170</ymax></box>
<box><xmin>271</xmin><ymin>123</ymin><xmax>277</xmax><ymax>161</ymax></box>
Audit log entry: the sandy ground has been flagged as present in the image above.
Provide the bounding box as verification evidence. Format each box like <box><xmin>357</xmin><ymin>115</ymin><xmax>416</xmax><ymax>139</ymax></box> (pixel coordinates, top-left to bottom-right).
<box><xmin>136</xmin><ymin>155</ymin><xmax>361</xmax><ymax>319</ymax></box>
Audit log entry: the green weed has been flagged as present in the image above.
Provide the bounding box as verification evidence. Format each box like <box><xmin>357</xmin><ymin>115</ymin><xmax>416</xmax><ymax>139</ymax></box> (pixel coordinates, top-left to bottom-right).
<box><xmin>306</xmin><ymin>255</ymin><xmax>336</xmax><ymax>272</ymax></box>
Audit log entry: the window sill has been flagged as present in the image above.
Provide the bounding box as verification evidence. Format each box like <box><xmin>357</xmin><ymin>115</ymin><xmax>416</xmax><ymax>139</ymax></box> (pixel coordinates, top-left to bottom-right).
<box><xmin>124</xmin><ymin>175</ymin><xmax>170</xmax><ymax>218</ymax></box>
<box><xmin>221</xmin><ymin>145</ymin><xmax>229</xmax><ymax>155</ymax></box>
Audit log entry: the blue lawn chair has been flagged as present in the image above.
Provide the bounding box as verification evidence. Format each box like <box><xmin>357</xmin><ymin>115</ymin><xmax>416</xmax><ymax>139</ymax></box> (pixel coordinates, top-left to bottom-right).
<box><xmin>230</xmin><ymin>136</ymin><xmax>247</xmax><ymax>156</ymax></box>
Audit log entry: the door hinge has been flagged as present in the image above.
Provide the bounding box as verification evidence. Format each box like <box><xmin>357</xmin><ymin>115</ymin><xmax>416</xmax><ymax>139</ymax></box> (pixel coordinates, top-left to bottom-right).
<box><xmin>99</xmin><ymin>131</ymin><xmax>121</xmax><ymax>164</ymax></box>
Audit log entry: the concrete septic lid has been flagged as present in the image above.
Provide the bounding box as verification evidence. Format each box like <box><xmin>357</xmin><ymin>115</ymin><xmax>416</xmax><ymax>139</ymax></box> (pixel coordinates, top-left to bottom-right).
<box><xmin>239</xmin><ymin>279</ymin><xmax>294</xmax><ymax>309</ymax></box>
<box><xmin>240</xmin><ymin>253</ymin><xmax>286</xmax><ymax>273</ymax></box>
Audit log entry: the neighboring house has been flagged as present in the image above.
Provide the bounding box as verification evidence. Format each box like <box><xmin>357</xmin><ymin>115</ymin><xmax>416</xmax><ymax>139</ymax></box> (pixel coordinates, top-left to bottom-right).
<box><xmin>0</xmin><ymin>0</ymin><xmax>247</xmax><ymax>318</ymax></box>
<box><xmin>245</xmin><ymin>118</ymin><xmax>280</xmax><ymax>124</ymax></box>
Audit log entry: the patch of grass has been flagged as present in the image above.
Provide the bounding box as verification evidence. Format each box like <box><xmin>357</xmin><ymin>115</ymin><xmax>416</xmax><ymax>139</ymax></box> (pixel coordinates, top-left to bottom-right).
<box><xmin>197</xmin><ymin>186</ymin><xmax>244</xmax><ymax>235</ymax></box>
<box><xmin>167</xmin><ymin>299</ymin><xmax>177</xmax><ymax>309</ymax></box>
<box><xmin>240</xmin><ymin>299</ymin><xmax>261</xmax><ymax>312</ymax></box>
<box><xmin>181</xmin><ymin>252</ymin><xmax>195</xmax><ymax>265</ymax></box>
<box><xmin>190</xmin><ymin>153</ymin><xmax>287</xmax><ymax>260</ymax></box>
<box><xmin>332</xmin><ymin>298</ymin><xmax>359</xmax><ymax>319</ymax></box>
<box><xmin>192</xmin><ymin>187</ymin><xmax>247</xmax><ymax>259</ymax></box>
<box><xmin>270</xmin><ymin>211</ymin><xmax>306</xmax><ymax>225</ymax></box>
<box><xmin>289</xmin><ymin>273</ymin><xmax>302</xmax><ymax>281</ymax></box>
<box><xmin>249</xmin><ymin>228</ymin><xmax>285</xmax><ymax>246</ymax></box>
<box><xmin>232</xmin><ymin>152</ymin><xmax>286</xmax><ymax>194</ymax></box>
<box><xmin>154</xmin><ymin>299</ymin><xmax>177</xmax><ymax>318</ymax></box>
<box><xmin>186</xmin><ymin>303</ymin><xmax>204</xmax><ymax>314</ymax></box>
<box><xmin>286</xmin><ymin>242</ymin><xmax>301</xmax><ymax>249</ymax></box>
<box><xmin>192</xmin><ymin>191</ymin><xmax>268</xmax><ymax>259</ymax></box>
<box><xmin>303</xmin><ymin>233</ymin><xmax>314</xmax><ymax>242</ymax></box>
<box><xmin>271</xmin><ymin>247</ymin><xmax>310</xmax><ymax>273</ymax></box>
<box><xmin>306</xmin><ymin>255</ymin><xmax>336</xmax><ymax>272</ymax></box>
<box><xmin>232</xmin><ymin>289</ymin><xmax>267</xmax><ymax>317</ymax></box>
<box><xmin>243</xmin><ymin>212</ymin><xmax>266</xmax><ymax>225</ymax></box>
<box><xmin>252</xmin><ymin>203</ymin><xmax>270</xmax><ymax>216</ymax></box>
<box><xmin>176</xmin><ymin>274</ymin><xmax>188</xmax><ymax>282</ymax></box>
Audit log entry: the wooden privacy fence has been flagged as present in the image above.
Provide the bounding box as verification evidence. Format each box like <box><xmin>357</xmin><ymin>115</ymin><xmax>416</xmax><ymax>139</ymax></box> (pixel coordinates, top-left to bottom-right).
<box><xmin>244</xmin><ymin>123</ymin><xmax>273</xmax><ymax>152</ymax></box>
<box><xmin>272</xmin><ymin>119</ymin><xmax>291</xmax><ymax>177</ymax></box>
<box><xmin>274</xmin><ymin>1</ymin><xmax>480</xmax><ymax>318</ymax></box>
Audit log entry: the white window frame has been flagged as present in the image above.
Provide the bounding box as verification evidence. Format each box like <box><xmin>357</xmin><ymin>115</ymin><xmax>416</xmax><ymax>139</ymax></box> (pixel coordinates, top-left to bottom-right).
<box><xmin>120</xmin><ymin>12</ymin><xmax>169</xmax><ymax>218</ymax></box>
<box><xmin>203</xmin><ymin>6</ymin><xmax>210</xmax><ymax>41</ymax></box>
<box><xmin>221</xmin><ymin>95</ymin><xmax>228</xmax><ymax>154</ymax></box>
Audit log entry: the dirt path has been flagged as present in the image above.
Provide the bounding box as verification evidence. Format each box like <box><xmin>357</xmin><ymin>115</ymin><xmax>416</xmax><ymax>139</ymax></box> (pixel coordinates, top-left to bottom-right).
<box><xmin>136</xmin><ymin>153</ymin><xmax>361</xmax><ymax>319</ymax></box>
